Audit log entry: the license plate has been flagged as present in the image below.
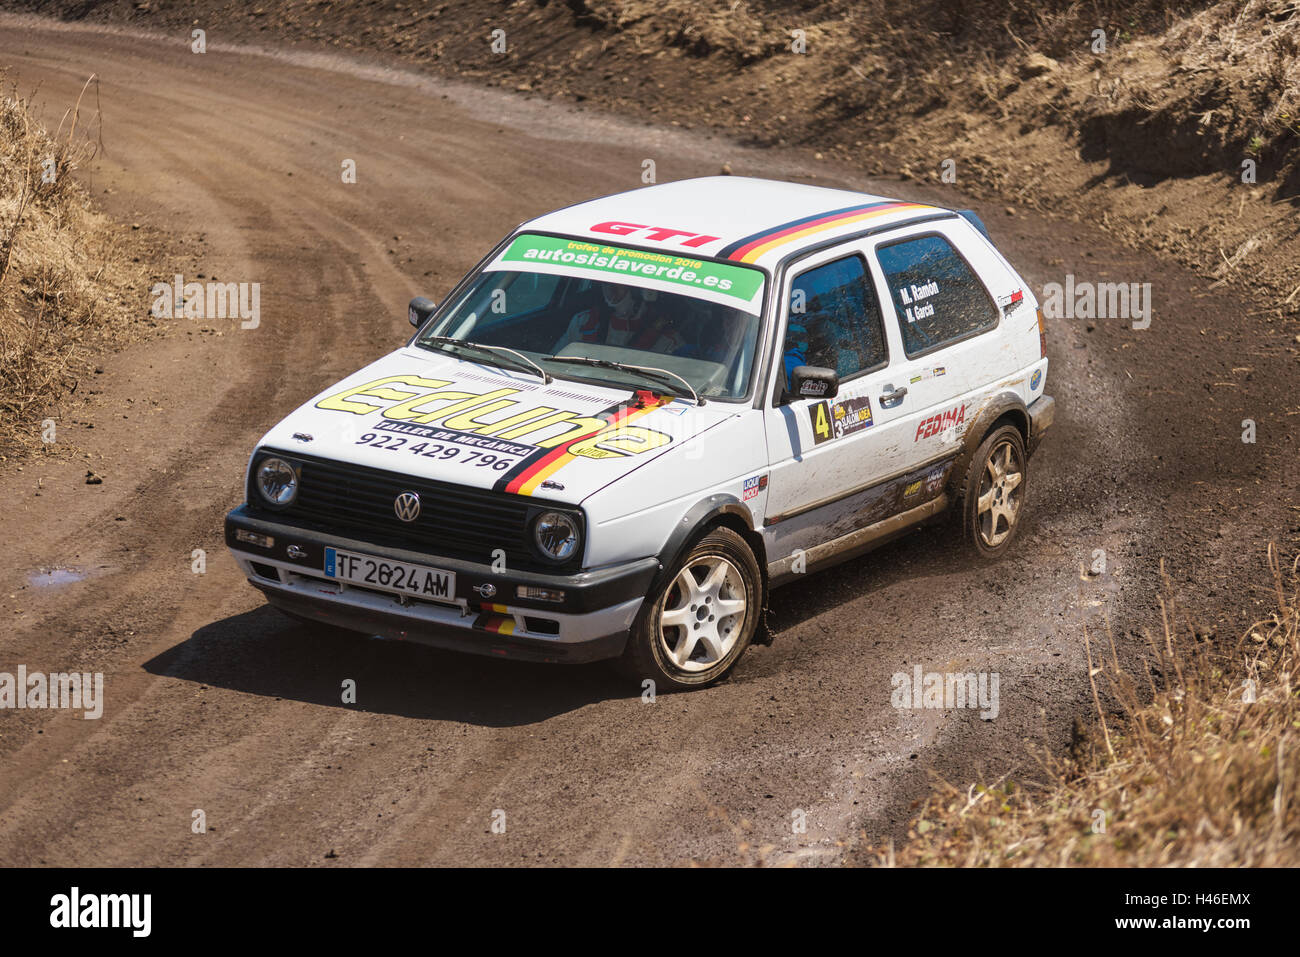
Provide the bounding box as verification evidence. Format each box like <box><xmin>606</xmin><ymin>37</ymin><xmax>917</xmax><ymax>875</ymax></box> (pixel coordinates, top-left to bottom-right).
<box><xmin>324</xmin><ymin>547</ymin><xmax>456</xmax><ymax>602</ymax></box>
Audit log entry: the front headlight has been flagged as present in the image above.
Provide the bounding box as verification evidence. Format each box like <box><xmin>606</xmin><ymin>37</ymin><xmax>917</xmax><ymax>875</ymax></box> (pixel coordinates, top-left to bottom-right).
<box><xmin>532</xmin><ymin>510</ymin><xmax>580</xmax><ymax>563</ymax></box>
<box><xmin>255</xmin><ymin>456</ymin><xmax>299</xmax><ymax>507</ymax></box>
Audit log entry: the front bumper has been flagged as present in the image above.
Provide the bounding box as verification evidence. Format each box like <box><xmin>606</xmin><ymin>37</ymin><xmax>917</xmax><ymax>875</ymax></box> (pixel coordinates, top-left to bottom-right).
<box><xmin>224</xmin><ymin>505</ymin><xmax>657</xmax><ymax>664</ymax></box>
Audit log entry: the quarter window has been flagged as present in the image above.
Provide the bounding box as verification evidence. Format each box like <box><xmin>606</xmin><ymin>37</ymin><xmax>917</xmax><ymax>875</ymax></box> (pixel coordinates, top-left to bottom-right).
<box><xmin>876</xmin><ymin>234</ymin><xmax>997</xmax><ymax>356</ymax></box>
<box><xmin>782</xmin><ymin>254</ymin><xmax>887</xmax><ymax>389</ymax></box>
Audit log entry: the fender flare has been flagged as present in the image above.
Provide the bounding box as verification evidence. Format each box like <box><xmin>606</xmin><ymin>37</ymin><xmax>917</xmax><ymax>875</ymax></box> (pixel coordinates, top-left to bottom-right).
<box><xmin>651</xmin><ymin>494</ymin><xmax>755</xmax><ymax>590</ymax></box>
<box><xmin>646</xmin><ymin>494</ymin><xmax>772</xmax><ymax>643</ymax></box>
<box><xmin>947</xmin><ymin>390</ymin><xmax>1030</xmax><ymax>500</ymax></box>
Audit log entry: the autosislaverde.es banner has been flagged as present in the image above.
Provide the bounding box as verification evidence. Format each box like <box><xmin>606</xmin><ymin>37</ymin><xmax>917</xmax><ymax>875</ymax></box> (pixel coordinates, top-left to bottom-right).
<box><xmin>501</xmin><ymin>233</ymin><xmax>764</xmax><ymax>305</ymax></box>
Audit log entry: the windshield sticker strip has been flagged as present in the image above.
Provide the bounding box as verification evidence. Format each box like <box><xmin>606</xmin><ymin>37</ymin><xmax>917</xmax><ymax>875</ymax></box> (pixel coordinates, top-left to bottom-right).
<box><xmin>493</xmin><ymin>392</ymin><xmax>674</xmax><ymax>497</ymax></box>
<box><xmin>500</xmin><ymin>234</ymin><xmax>763</xmax><ymax>303</ymax></box>
<box><xmin>718</xmin><ymin>201</ymin><xmax>933</xmax><ymax>263</ymax></box>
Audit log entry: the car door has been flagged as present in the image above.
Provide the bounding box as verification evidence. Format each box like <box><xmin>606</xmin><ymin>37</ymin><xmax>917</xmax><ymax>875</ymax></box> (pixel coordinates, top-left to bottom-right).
<box><xmin>761</xmin><ymin>245</ymin><xmax>916</xmax><ymax>558</ymax></box>
<box><xmin>867</xmin><ymin>222</ymin><xmax>1008</xmax><ymax>467</ymax></box>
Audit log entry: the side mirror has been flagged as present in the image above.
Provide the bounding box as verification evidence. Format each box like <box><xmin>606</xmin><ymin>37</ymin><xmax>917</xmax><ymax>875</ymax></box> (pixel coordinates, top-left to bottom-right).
<box><xmin>408</xmin><ymin>296</ymin><xmax>437</xmax><ymax>329</ymax></box>
<box><xmin>787</xmin><ymin>365</ymin><xmax>839</xmax><ymax>402</ymax></box>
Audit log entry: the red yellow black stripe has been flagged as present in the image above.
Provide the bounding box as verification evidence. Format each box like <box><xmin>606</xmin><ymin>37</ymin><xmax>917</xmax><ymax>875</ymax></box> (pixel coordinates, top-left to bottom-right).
<box><xmin>492</xmin><ymin>390</ymin><xmax>674</xmax><ymax>496</ymax></box>
<box><xmin>718</xmin><ymin>200</ymin><xmax>933</xmax><ymax>263</ymax></box>
<box><xmin>473</xmin><ymin>610</ymin><xmax>517</xmax><ymax>634</ymax></box>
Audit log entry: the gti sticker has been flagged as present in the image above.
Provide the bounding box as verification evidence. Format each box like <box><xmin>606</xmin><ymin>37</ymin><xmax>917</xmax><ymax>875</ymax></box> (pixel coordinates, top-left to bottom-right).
<box><xmin>589</xmin><ymin>221</ymin><xmax>721</xmax><ymax>249</ymax></box>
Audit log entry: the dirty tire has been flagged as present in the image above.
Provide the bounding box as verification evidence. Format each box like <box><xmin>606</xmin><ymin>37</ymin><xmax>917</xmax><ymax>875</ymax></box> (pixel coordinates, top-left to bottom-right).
<box><xmin>958</xmin><ymin>424</ymin><xmax>1027</xmax><ymax>559</ymax></box>
<box><xmin>616</xmin><ymin>526</ymin><xmax>761</xmax><ymax>691</ymax></box>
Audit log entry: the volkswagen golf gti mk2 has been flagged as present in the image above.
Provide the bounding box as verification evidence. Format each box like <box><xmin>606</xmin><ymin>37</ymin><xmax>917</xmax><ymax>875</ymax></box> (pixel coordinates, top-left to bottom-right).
<box><xmin>225</xmin><ymin>176</ymin><xmax>1056</xmax><ymax>689</ymax></box>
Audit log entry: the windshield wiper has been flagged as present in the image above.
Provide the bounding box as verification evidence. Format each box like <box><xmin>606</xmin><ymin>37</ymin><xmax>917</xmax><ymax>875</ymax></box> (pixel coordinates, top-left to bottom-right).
<box><xmin>546</xmin><ymin>356</ymin><xmax>703</xmax><ymax>405</ymax></box>
<box><xmin>421</xmin><ymin>336</ymin><xmax>552</xmax><ymax>384</ymax></box>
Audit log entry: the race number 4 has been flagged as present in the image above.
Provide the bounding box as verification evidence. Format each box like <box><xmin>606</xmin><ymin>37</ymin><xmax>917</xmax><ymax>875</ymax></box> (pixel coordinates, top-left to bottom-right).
<box><xmin>810</xmin><ymin>400</ymin><xmax>833</xmax><ymax>445</ymax></box>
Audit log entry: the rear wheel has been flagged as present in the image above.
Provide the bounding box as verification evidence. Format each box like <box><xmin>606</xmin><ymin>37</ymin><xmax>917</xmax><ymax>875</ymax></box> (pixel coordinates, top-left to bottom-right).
<box><xmin>617</xmin><ymin>526</ymin><xmax>761</xmax><ymax>691</ymax></box>
<box><xmin>959</xmin><ymin>425</ymin><xmax>1027</xmax><ymax>558</ymax></box>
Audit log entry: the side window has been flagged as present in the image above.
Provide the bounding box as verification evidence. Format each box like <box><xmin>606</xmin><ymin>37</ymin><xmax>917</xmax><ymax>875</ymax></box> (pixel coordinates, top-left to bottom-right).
<box><xmin>876</xmin><ymin>234</ymin><xmax>998</xmax><ymax>357</ymax></box>
<box><xmin>783</xmin><ymin>254</ymin><xmax>887</xmax><ymax>389</ymax></box>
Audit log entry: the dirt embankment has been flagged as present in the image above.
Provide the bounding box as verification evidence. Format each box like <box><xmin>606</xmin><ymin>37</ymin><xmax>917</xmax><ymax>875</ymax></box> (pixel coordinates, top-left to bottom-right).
<box><xmin>12</xmin><ymin>0</ymin><xmax>1300</xmax><ymax>316</ymax></box>
<box><xmin>0</xmin><ymin>75</ymin><xmax>154</xmax><ymax>457</ymax></box>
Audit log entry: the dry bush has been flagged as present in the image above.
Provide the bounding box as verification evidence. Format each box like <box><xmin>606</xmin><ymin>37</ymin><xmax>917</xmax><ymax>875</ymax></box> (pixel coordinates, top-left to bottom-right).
<box><xmin>0</xmin><ymin>74</ymin><xmax>149</xmax><ymax>455</ymax></box>
<box><xmin>876</xmin><ymin>545</ymin><xmax>1300</xmax><ymax>866</ymax></box>
<box><xmin>1160</xmin><ymin>1</ymin><xmax>1300</xmax><ymax>155</ymax></box>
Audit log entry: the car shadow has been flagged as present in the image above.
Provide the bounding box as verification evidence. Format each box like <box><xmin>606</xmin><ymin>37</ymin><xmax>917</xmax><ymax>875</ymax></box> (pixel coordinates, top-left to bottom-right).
<box><xmin>763</xmin><ymin>521</ymin><xmax>953</xmax><ymax>634</ymax></box>
<box><xmin>153</xmin><ymin>497</ymin><xmax>1061</xmax><ymax>723</ymax></box>
<box><xmin>143</xmin><ymin>604</ymin><xmax>633</xmax><ymax>727</ymax></box>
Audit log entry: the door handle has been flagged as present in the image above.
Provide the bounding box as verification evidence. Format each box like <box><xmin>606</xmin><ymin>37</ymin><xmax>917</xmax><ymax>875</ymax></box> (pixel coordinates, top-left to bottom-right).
<box><xmin>880</xmin><ymin>384</ymin><xmax>908</xmax><ymax>407</ymax></box>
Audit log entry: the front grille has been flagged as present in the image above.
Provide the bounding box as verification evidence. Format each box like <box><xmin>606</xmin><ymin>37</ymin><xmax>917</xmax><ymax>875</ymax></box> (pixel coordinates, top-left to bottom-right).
<box><xmin>251</xmin><ymin>450</ymin><xmax>579</xmax><ymax>572</ymax></box>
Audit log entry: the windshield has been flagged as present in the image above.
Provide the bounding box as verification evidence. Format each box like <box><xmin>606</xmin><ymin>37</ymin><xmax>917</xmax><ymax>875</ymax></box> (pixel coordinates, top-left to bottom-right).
<box><xmin>415</xmin><ymin>233</ymin><xmax>767</xmax><ymax>400</ymax></box>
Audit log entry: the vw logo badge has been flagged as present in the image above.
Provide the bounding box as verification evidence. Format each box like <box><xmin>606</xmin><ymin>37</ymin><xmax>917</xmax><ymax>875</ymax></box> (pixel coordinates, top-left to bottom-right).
<box><xmin>393</xmin><ymin>491</ymin><xmax>421</xmax><ymax>523</ymax></box>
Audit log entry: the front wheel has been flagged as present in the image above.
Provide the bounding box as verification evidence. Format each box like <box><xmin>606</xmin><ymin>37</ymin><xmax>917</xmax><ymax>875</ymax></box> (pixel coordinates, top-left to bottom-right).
<box><xmin>959</xmin><ymin>424</ymin><xmax>1027</xmax><ymax>559</ymax></box>
<box><xmin>617</xmin><ymin>526</ymin><xmax>761</xmax><ymax>691</ymax></box>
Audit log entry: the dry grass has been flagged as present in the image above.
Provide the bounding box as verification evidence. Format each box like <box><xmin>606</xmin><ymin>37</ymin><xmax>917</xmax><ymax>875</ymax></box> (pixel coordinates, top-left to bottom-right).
<box><xmin>0</xmin><ymin>73</ymin><xmax>149</xmax><ymax>456</ymax></box>
<box><xmin>1065</xmin><ymin>0</ymin><xmax>1300</xmax><ymax>173</ymax></box>
<box><xmin>874</xmin><ymin>545</ymin><xmax>1300</xmax><ymax>866</ymax></box>
<box><xmin>1164</xmin><ymin>0</ymin><xmax>1300</xmax><ymax>135</ymax></box>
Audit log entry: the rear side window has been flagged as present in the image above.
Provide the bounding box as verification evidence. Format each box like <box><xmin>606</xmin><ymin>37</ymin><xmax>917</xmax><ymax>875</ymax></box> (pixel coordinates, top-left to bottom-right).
<box><xmin>782</xmin><ymin>254</ymin><xmax>887</xmax><ymax>388</ymax></box>
<box><xmin>876</xmin><ymin>234</ymin><xmax>997</xmax><ymax>357</ymax></box>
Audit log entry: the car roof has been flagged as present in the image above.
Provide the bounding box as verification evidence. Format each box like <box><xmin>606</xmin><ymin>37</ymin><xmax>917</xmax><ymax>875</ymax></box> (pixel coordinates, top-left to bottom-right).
<box><xmin>520</xmin><ymin>176</ymin><xmax>952</xmax><ymax>270</ymax></box>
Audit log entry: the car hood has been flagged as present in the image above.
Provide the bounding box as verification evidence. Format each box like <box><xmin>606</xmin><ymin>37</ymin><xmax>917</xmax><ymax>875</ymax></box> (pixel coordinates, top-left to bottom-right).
<box><xmin>256</xmin><ymin>347</ymin><xmax>741</xmax><ymax>504</ymax></box>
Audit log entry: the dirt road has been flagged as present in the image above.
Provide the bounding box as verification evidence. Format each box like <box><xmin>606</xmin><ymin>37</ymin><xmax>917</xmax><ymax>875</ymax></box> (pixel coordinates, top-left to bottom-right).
<box><xmin>1</xmin><ymin>17</ymin><xmax>1296</xmax><ymax>866</ymax></box>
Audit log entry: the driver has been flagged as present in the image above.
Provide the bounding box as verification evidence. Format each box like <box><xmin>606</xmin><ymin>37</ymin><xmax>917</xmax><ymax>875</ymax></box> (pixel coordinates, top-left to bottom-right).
<box><xmin>554</xmin><ymin>283</ymin><xmax>684</xmax><ymax>355</ymax></box>
<box><xmin>681</xmin><ymin>305</ymin><xmax>748</xmax><ymax>366</ymax></box>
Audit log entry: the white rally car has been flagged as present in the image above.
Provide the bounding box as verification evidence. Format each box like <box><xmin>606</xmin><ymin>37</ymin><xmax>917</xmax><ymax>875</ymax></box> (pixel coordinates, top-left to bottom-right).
<box><xmin>225</xmin><ymin>176</ymin><xmax>1054</xmax><ymax>689</ymax></box>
